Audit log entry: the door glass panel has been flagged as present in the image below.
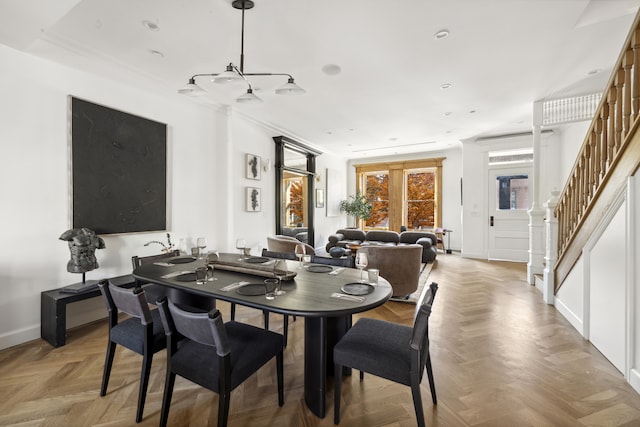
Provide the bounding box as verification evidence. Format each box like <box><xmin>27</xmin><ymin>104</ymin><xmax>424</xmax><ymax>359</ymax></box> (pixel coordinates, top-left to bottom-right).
<box><xmin>364</xmin><ymin>172</ymin><xmax>389</xmax><ymax>229</ymax></box>
<box><xmin>495</xmin><ymin>174</ymin><xmax>529</xmax><ymax>210</ymax></box>
<box><xmin>282</xmin><ymin>171</ymin><xmax>308</xmax><ymax>227</ymax></box>
<box><xmin>406</xmin><ymin>169</ymin><xmax>435</xmax><ymax>229</ymax></box>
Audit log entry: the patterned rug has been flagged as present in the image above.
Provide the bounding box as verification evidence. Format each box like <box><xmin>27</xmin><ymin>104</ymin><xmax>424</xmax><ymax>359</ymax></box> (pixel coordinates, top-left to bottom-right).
<box><xmin>388</xmin><ymin>260</ymin><xmax>437</xmax><ymax>303</ymax></box>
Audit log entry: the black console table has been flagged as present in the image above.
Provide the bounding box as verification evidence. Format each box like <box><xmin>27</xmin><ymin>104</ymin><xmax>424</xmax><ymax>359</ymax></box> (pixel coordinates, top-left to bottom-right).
<box><xmin>41</xmin><ymin>274</ymin><xmax>136</xmax><ymax>347</ymax></box>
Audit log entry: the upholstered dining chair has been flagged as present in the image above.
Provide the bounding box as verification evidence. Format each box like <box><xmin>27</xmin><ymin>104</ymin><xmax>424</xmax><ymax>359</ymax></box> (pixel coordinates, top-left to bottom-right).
<box><xmin>157</xmin><ymin>298</ymin><xmax>284</xmax><ymax>427</ymax></box>
<box><xmin>131</xmin><ymin>250</ymin><xmax>216</xmax><ymax>312</ymax></box>
<box><xmin>310</xmin><ymin>254</ymin><xmax>352</xmax><ymax>268</ymax></box>
<box><xmin>98</xmin><ymin>280</ymin><xmax>166</xmax><ymax>423</ymax></box>
<box><xmin>333</xmin><ymin>282</ymin><xmax>439</xmax><ymax>427</ymax></box>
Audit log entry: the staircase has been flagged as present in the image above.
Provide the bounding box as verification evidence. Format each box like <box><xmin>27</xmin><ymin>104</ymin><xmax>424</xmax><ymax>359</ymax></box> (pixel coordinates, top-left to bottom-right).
<box><xmin>554</xmin><ymin>11</ymin><xmax>640</xmax><ymax>291</ymax></box>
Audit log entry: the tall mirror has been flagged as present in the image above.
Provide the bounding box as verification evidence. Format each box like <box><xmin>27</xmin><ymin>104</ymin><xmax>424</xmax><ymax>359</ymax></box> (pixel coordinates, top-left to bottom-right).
<box><xmin>273</xmin><ymin>136</ymin><xmax>320</xmax><ymax>246</ymax></box>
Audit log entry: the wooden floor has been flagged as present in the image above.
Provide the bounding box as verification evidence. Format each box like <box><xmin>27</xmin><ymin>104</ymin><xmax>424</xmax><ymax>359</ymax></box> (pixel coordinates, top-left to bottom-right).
<box><xmin>2</xmin><ymin>254</ymin><xmax>640</xmax><ymax>426</ymax></box>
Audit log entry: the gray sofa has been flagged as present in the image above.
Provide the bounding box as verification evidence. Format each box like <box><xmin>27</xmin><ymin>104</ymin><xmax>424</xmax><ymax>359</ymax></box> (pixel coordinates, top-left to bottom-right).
<box><xmin>326</xmin><ymin>228</ymin><xmax>437</xmax><ymax>263</ymax></box>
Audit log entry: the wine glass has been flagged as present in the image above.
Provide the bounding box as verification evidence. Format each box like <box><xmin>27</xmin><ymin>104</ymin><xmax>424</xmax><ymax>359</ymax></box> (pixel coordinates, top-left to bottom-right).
<box><xmin>355</xmin><ymin>252</ymin><xmax>368</xmax><ymax>283</ymax></box>
<box><xmin>196</xmin><ymin>237</ymin><xmax>207</xmax><ymax>259</ymax></box>
<box><xmin>205</xmin><ymin>251</ymin><xmax>218</xmax><ymax>281</ymax></box>
<box><xmin>294</xmin><ymin>244</ymin><xmax>306</xmax><ymax>269</ymax></box>
<box><xmin>236</xmin><ymin>238</ymin><xmax>247</xmax><ymax>260</ymax></box>
<box><xmin>273</xmin><ymin>259</ymin><xmax>288</xmax><ymax>295</ymax></box>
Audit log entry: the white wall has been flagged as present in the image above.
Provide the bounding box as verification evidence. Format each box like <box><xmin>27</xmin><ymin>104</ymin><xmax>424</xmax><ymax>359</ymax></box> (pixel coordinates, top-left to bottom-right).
<box><xmin>0</xmin><ymin>43</ymin><xmax>348</xmax><ymax>350</ymax></box>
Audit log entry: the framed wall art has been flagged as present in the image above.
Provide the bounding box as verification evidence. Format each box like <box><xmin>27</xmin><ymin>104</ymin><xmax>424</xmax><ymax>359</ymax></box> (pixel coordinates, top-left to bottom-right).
<box><xmin>70</xmin><ymin>96</ymin><xmax>167</xmax><ymax>234</ymax></box>
<box><xmin>246</xmin><ymin>187</ymin><xmax>261</xmax><ymax>212</ymax></box>
<box><xmin>245</xmin><ymin>153</ymin><xmax>261</xmax><ymax>180</ymax></box>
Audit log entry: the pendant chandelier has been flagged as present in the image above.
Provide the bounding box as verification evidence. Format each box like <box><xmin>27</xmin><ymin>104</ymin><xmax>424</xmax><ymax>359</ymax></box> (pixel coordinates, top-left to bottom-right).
<box><xmin>177</xmin><ymin>0</ymin><xmax>305</xmax><ymax>104</ymax></box>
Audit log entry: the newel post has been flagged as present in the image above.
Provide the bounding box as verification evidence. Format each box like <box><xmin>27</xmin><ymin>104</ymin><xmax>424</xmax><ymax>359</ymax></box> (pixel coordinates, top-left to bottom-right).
<box><xmin>528</xmin><ymin>101</ymin><xmax>546</xmax><ymax>284</ymax></box>
<box><xmin>543</xmin><ymin>190</ymin><xmax>561</xmax><ymax>305</ymax></box>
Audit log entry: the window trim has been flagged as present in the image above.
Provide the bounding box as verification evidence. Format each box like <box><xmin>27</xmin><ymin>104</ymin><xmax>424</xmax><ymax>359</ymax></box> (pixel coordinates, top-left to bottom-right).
<box><xmin>354</xmin><ymin>158</ymin><xmax>445</xmax><ymax>231</ymax></box>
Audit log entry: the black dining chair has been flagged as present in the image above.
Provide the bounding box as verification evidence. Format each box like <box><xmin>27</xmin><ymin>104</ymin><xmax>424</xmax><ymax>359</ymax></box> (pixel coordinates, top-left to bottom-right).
<box><xmin>310</xmin><ymin>254</ymin><xmax>352</xmax><ymax>268</ymax></box>
<box><xmin>156</xmin><ymin>298</ymin><xmax>284</xmax><ymax>427</ymax></box>
<box><xmin>98</xmin><ymin>280</ymin><xmax>167</xmax><ymax>423</ymax></box>
<box><xmin>333</xmin><ymin>282</ymin><xmax>439</xmax><ymax>427</ymax></box>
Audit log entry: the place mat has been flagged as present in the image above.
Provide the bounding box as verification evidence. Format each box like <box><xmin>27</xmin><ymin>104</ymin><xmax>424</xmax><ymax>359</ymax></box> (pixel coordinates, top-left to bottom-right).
<box><xmin>175</xmin><ymin>272</ymin><xmax>197</xmax><ymax>282</ymax></box>
<box><xmin>236</xmin><ymin>283</ymin><xmax>266</xmax><ymax>296</ymax></box>
<box><xmin>244</xmin><ymin>257</ymin><xmax>270</xmax><ymax>264</ymax></box>
<box><xmin>306</xmin><ymin>265</ymin><xmax>333</xmax><ymax>273</ymax></box>
<box><xmin>341</xmin><ymin>282</ymin><xmax>375</xmax><ymax>296</ymax></box>
<box><xmin>170</xmin><ymin>256</ymin><xmax>197</xmax><ymax>264</ymax></box>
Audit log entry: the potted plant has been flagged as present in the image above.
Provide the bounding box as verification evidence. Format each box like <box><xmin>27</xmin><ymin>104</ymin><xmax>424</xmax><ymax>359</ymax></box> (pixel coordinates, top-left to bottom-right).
<box><xmin>339</xmin><ymin>191</ymin><xmax>372</xmax><ymax>226</ymax></box>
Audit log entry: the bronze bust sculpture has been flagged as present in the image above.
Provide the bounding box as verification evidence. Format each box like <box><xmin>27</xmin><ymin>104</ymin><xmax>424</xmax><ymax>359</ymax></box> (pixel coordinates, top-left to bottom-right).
<box><xmin>59</xmin><ymin>228</ymin><xmax>105</xmax><ymax>274</ymax></box>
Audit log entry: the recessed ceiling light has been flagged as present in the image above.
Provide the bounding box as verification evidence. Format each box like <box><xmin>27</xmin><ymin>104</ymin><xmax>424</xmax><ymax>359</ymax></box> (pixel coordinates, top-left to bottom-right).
<box><xmin>587</xmin><ymin>68</ymin><xmax>601</xmax><ymax>76</ymax></box>
<box><xmin>322</xmin><ymin>64</ymin><xmax>342</xmax><ymax>75</ymax></box>
<box><xmin>434</xmin><ymin>29</ymin><xmax>450</xmax><ymax>40</ymax></box>
<box><xmin>444</xmin><ymin>112</ymin><xmax>452</xmax><ymax>116</ymax></box>
<box><xmin>142</xmin><ymin>20</ymin><xmax>159</xmax><ymax>31</ymax></box>
<box><xmin>149</xmin><ymin>49</ymin><xmax>164</xmax><ymax>58</ymax></box>
<box><xmin>440</xmin><ymin>83</ymin><xmax>452</xmax><ymax>89</ymax></box>
<box><xmin>469</xmin><ymin>110</ymin><xmax>476</xmax><ymax>114</ymax></box>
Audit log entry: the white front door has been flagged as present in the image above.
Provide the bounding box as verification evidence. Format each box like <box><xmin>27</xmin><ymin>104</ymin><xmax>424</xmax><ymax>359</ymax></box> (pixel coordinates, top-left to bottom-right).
<box><xmin>487</xmin><ymin>165</ymin><xmax>531</xmax><ymax>261</ymax></box>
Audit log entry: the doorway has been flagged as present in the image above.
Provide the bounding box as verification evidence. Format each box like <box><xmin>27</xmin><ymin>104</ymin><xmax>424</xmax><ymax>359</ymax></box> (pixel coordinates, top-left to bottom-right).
<box><xmin>487</xmin><ymin>164</ymin><xmax>531</xmax><ymax>261</ymax></box>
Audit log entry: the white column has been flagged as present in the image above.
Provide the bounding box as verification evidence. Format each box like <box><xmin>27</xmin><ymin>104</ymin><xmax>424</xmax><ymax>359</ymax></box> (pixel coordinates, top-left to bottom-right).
<box><xmin>543</xmin><ymin>190</ymin><xmax>560</xmax><ymax>304</ymax></box>
<box><xmin>528</xmin><ymin>101</ymin><xmax>546</xmax><ymax>284</ymax></box>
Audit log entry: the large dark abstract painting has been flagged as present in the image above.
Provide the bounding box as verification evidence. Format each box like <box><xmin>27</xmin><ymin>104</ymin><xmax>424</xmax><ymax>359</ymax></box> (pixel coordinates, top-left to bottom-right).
<box><xmin>70</xmin><ymin>97</ymin><xmax>167</xmax><ymax>234</ymax></box>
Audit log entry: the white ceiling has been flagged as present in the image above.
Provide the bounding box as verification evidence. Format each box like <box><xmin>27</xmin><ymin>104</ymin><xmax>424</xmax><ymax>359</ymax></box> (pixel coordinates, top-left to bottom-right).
<box><xmin>1</xmin><ymin>0</ymin><xmax>638</xmax><ymax>158</ymax></box>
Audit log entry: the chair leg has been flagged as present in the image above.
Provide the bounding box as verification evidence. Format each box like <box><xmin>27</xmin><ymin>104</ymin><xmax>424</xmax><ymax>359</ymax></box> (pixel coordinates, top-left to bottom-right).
<box><xmin>135</xmin><ymin>352</ymin><xmax>153</xmax><ymax>423</ymax></box>
<box><xmin>230</xmin><ymin>303</ymin><xmax>236</xmax><ymax>321</ymax></box>
<box><xmin>425</xmin><ymin>353</ymin><xmax>437</xmax><ymax>404</ymax></box>
<box><xmin>276</xmin><ymin>351</ymin><xmax>284</xmax><ymax>406</ymax></box>
<box><xmin>100</xmin><ymin>341</ymin><xmax>116</xmax><ymax>396</ymax></box>
<box><xmin>410</xmin><ymin>376</ymin><xmax>426</xmax><ymax>427</ymax></box>
<box><xmin>334</xmin><ymin>363</ymin><xmax>343</xmax><ymax>425</ymax></box>
<box><xmin>359</xmin><ymin>371</ymin><xmax>364</xmax><ymax>381</ymax></box>
<box><xmin>263</xmin><ymin>310</ymin><xmax>270</xmax><ymax>330</ymax></box>
<box><xmin>159</xmin><ymin>372</ymin><xmax>176</xmax><ymax>427</ymax></box>
<box><xmin>218</xmin><ymin>390</ymin><xmax>231</xmax><ymax>427</ymax></box>
<box><xmin>283</xmin><ymin>315</ymin><xmax>289</xmax><ymax>347</ymax></box>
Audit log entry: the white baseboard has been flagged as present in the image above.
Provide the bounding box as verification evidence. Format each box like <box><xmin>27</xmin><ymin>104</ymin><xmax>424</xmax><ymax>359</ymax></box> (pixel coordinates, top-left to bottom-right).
<box><xmin>630</xmin><ymin>368</ymin><xmax>640</xmax><ymax>394</ymax></box>
<box><xmin>554</xmin><ymin>297</ymin><xmax>584</xmax><ymax>337</ymax></box>
<box><xmin>0</xmin><ymin>324</ymin><xmax>40</xmax><ymax>351</ymax></box>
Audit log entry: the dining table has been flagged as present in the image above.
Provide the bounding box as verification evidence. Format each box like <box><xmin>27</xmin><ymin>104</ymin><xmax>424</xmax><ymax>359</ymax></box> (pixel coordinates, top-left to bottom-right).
<box><xmin>132</xmin><ymin>252</ymin><xmax>392</xmax><ymax>418</ymax></box>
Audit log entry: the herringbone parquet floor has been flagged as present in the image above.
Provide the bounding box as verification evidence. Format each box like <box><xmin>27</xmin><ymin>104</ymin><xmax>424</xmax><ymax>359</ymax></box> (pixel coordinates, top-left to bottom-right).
<box><xmin>1</xmin><ymin>254</ymin><xmax>640</xmax><ymax>426</ymax></box>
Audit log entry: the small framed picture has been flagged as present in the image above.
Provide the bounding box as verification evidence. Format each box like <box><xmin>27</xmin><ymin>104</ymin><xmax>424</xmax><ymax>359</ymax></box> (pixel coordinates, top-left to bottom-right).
<box><xmin>246</xmin><ymin>153</ymin><xmax>261</xmax><ymax>180</ymax></box>
<box><xmin>316</xmin><ymin>188</ymin><xmax>325</xmax><ymax>208</ymax></box>
<box><xmin>246</xmin><ymin>187</ymin><xmax>261</xmax><ymax>212</ymax></box>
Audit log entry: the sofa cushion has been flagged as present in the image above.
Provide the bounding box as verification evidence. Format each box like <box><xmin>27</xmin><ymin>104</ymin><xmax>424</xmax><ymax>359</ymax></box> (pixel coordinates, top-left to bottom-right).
<box><xmin>337</xmin><ymin>228</ymin><xmax>367</xmax><ymax>241</ymax></box>
<box><xmin>365</xmin><ymin>230</ymin><xmax>400</xmax><ymax>244</ymax></box>
<box><xmin>399</xmin><ymin>231</ymin><xmax>437</xmax><ymax>246</ymax></box>
<box><xmin>328</xmin><ymin>233</ymin><xmax>345</xmax><ymax>244</ymax></box>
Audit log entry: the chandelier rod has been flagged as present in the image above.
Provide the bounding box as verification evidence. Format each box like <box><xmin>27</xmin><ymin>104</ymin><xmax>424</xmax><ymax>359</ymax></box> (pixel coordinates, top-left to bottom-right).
<box><xmin>239</xmin><ymin>3</ymin><xmax>246</xmax><ymax>73</ymax></box>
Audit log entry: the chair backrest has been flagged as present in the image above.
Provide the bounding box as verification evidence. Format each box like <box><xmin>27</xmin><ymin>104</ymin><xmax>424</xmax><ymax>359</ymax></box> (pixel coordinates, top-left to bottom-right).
<box><xmin>310</xmin><ymin>255</ymin><xmax>351</xmax><ymax>267</ymax></box>
<box><xmin>410</xmin><ymin>282</ymin><xmax>438</xmax><ymax>375</ymax></box>
<box><xmin>157</xmin><ymin>298</ymin><xmax>230</xmax><ymax>357</ymax></box>
<box><xmin>98</xmin><ymin>280</ymin><xmax>154</xmax><ymax>326</ymax></box>
<box><xmin>131</xmin><ymin>249</ymin><xmax>181</xmax><ymax>269</ymax></box>
<box><xmin>358</xmin><ymin>245</ymin><xmax>422</xmax><ymax>296</ymax></box>
<box><xmin>267</xmin><ymin>235</ymin><xmax>315</xmax><ymax>255</ymax></box>
<box><xmin>262</xmin><ymin>248</ymin><xmax>297</xmax><ymax>260</ymax></box>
